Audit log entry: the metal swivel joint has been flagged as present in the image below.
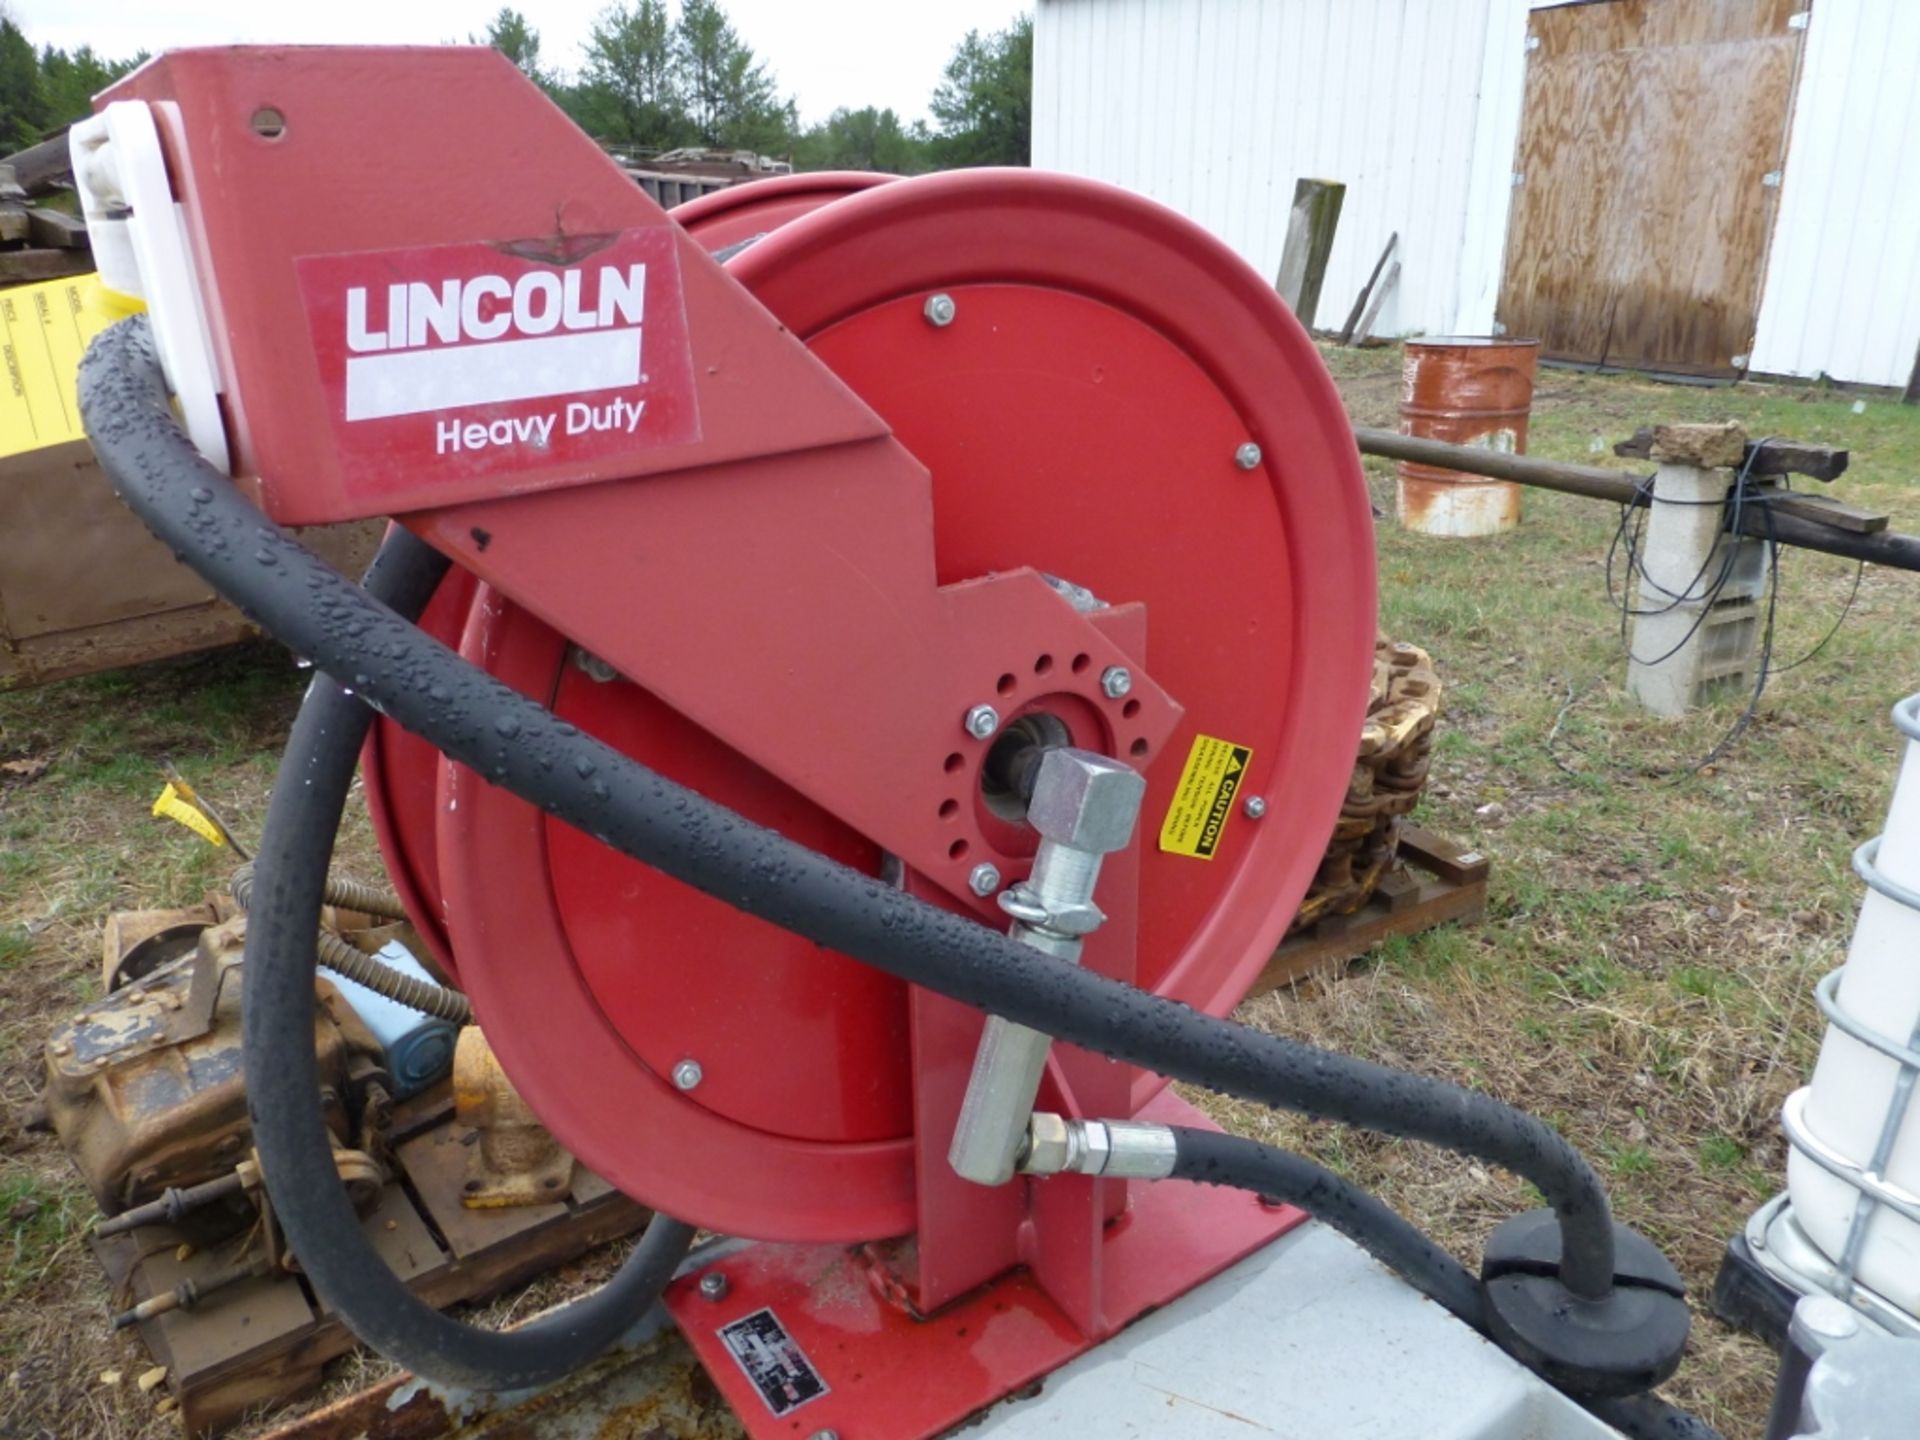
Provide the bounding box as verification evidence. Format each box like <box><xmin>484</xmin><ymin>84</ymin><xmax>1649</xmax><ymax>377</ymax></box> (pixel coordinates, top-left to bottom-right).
<box><xmin>1018</xmin><ymin>1114</ymin><xmax>1178</xmax><ymax>1179</ymax></box>
<box><xmin>947</xmin><ymin>747</ymin><xmax>1147</xmax><ymax>1186</ymax></box>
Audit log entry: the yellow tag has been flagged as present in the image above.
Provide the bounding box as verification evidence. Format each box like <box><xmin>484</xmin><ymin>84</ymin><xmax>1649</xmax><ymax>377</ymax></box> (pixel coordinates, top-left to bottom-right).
<box><xmin>0</xmin><ymin>273</ymin><xmax>120</xmax><ymax>460</ymax></box>
<box><xmin>152</xmin><ymin>783</ymin><xmax>227</xmax><ymax>848</ymax></box>
<box><xmin>1157</xmin><ymin>734</ymin><xmax>1254</xmax><ymax>859</ymax></box>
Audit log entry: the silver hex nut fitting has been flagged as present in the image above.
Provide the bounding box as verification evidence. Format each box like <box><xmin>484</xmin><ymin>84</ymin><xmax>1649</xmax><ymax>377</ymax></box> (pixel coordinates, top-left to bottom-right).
<box><xmin>1235</xmin><ymin>441</ymin><xmax>1263</xmax><ymax>470</ymax></box>
<box><xmin>1023</xmin><ymin>1112</ymin><xmax>1075</xmax><ymax>1175</ymax></box>
<box><xmin>924</xmin><ymin>292</ymin><xmax>957</xmax><ymax>327</ymax></box>
<box><xmin>1027</xmin><ymin>748</ymin><xmax>1148</xmax><ymax>854</ymax></box>
<box><xmin>968</xmin><ymin>863</ymin><xmax>1002</xmax><ymax>896</ymax></box>
<box><xmin>1099</xmin><ymin>665</ymin><xmax>1132</xmax><ymax>699</ymax></box>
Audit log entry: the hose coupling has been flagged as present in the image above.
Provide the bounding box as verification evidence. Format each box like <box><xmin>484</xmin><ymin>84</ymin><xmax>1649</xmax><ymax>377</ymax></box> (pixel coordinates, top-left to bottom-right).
<box><xmin>1020</xmin><ymin>1113</ymin><xmax>1178</xmax><ymax>1179</ymax></box>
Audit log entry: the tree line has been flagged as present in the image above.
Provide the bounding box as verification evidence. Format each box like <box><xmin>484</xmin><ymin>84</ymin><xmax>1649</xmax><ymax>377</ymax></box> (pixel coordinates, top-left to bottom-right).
<box><xmin>0</xmin><ymin>4</ymin><xmax>1032</xmax><ymax>174</ymax></box>
<box><xmin>0</xmin><ymin>18</ymin><xmax>143</xmax><ymax>153</ymax></box>
<box><xmin>482</xmin><ymin>3</ymin><xmax>1030</xmax><ymax>172</ymax></box>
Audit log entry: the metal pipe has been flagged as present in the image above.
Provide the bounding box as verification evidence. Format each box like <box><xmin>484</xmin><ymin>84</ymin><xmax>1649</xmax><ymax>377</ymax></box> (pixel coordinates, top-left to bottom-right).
<box><xmin>1352</xmin><ymin>427</ymin><xmax>1920</xmax><ymax>574</ymax></box>
<box><xmin>949</xmin><ymin>748</ymin><xmax>1147</xmax><ymax>1187</ymax></box>
<box><xmin>230</xmin><ymin>864</ymin><xmax>472</xmax><ymax>1025</ymax></box>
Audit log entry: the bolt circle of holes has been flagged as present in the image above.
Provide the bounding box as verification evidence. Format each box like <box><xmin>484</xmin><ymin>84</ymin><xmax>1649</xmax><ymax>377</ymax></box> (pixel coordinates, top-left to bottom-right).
<box><xmin>938</xmin><ymin>650</ymin><xmax>1152</xmax><ymax>848</ymax></box>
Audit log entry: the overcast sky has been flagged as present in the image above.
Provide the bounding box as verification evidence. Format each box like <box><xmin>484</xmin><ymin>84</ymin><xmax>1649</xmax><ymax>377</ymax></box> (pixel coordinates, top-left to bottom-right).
<box><xmin>9</xmin><ymin>1</ymin><xmax>1031</xmax><ymax>126</ymax></box>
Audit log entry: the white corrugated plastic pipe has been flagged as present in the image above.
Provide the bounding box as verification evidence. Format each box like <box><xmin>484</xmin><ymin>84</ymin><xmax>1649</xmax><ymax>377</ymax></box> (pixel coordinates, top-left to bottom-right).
<box><xmin>1785</xmin><ymin>693</ymin><xmax>1920</xmax><ymax>1316</ymax></box>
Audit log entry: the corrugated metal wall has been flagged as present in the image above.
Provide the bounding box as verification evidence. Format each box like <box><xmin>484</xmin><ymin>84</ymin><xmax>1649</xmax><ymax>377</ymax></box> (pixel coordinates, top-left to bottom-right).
<box><xmin>1037</xmin><ymin>0</ymin><xmax>1920</xmax><ymax>383</ymax></box>
<box><xmin>1033</xmin><ymin>0</ymin><xmax>1534</xmax><ymax>339</ymax></box>
<box><xmin>1751</xmin><ymin>0</ymin><xmax>1920</xmax><ymax>387</ymax></box>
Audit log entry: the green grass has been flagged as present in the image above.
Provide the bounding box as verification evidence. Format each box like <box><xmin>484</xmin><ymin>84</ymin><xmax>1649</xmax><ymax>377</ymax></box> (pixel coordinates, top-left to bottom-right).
<box><xmin>0</xmin><ymin>1173</ymin><xmax>91</xmax><ymax>1304</ymax></box>
<box><xmin>2</xmin><ymin>351</ymin><xmax>1918</xmax><ymax>1436</ymax></box>
<box><xmin>1210</xmin><ymin>343</ymin><xmax>1920</xmax><ymax>1437</ymax></box>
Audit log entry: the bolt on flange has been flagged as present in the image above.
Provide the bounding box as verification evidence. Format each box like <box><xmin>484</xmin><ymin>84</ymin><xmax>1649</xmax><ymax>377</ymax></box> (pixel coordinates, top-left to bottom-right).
<box><xmin>964</xmin><ymin>704</ymin><xmax>1000</xmax><ymax>739</ymax></box>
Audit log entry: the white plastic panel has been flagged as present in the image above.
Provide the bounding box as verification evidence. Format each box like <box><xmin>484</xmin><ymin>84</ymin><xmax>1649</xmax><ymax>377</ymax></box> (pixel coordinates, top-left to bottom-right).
<box><xmin>977</xmin><ymin>1221</ymin><xmax>1620</xmax><ymax>1438</ymax></box>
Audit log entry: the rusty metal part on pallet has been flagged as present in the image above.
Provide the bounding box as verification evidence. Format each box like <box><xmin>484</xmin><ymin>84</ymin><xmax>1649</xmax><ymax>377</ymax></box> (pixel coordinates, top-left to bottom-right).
<box><xmin>42</xmin><ymin>913</ymin><xmax>390</xmax><ymax>1226</ymax></box>
<box><xmin>1289</xmin><ymin>637</ymin><xmax>1444</xmax><ymax>934</ymax></box>
<box><xmin>452</xmin><ymin>1027</ymin><xmax>577</xmax><ymax>1208</ymax></box>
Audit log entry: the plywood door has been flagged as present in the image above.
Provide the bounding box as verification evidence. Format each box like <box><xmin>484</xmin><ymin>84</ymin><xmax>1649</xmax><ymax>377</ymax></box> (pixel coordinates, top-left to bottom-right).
<box><xmin>1497</xmin><ymin>0</ymin><xmax>1805</xmax><ymax>376</ymax></box>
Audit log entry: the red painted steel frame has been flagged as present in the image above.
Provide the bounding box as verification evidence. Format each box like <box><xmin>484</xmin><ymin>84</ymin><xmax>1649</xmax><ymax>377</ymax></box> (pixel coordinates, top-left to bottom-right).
<box><xmin>361</xmin><ymin>165</ymin><xmax>891</xmax><ymax>981</ymax></box>
<box><xmin>663</xmin><ymin>1091</ymin><xmax>1308</xmax><ymax>1440</ymax></box>
<box><xmin>104</xmin><ymin>47</ymin><xmax>1374</xmax><ymax>1439</ymax></box>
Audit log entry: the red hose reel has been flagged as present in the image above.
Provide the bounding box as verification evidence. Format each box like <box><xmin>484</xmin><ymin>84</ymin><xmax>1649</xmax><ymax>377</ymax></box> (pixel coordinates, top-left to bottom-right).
<box><xmin>106</xmin><ymin>47</ymin><xmax>1374</xmax><ymax>1438</ymax></box>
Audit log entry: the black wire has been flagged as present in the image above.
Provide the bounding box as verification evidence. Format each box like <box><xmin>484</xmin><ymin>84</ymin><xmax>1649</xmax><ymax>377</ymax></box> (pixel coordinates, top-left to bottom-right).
<box><xmin>1551</xmin><ymin>437</ymin><xmax>1862</xmax><ymax>780</ymax></box>
<box><xmin>1771</xmin><ymin>557</ymin><xmax>1864</xmax><ymax>674</ymax></box>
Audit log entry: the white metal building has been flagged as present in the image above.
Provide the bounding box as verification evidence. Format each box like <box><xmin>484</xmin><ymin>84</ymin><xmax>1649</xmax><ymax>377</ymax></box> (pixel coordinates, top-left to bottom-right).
<box><xmin>1033</xmin><ymin>0</ymin><xmax>1920</xmax><ymax>386</ymax></box>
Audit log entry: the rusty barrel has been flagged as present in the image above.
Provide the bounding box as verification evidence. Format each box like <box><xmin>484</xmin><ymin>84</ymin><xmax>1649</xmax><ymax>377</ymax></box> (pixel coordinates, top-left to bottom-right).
<box><xmin>1395</xmin><ymin>337</ymin><xmax>1539</xmax><ymax>537</ymax></box>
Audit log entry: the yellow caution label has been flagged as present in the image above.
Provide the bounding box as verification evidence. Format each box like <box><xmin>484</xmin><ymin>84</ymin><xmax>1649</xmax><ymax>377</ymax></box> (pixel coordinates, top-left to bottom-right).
<box><xmin>152</xmin><ymin>782</ymin><xmax>227</xmax><ymax>848</ymax></box>
<box><xmin>1157</xmin><ymin>734</ymin><xmax>1254</xmax><ymax>860</ymax></box>
<box><xmin>0</xmin><ymin>272</ymin><xmax>118</xmax><ymax>460</ymax></box>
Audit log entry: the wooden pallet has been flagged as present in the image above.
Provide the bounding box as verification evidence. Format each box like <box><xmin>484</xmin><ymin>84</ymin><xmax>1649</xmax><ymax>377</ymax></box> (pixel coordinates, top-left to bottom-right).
<box><xmin>90</xmin><ymin>1088</ymin><xmax>648</xmax><ymax>1435</ymax></box>
<box><xmin>1252</xmin><ymin>826</ymin><xmax>1491</xmax><ymax>996</ymax></box>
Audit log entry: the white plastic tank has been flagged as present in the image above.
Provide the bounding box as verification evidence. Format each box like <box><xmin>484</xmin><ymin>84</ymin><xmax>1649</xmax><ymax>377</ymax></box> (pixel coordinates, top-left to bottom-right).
<box><xmin>1787</xmin><ymin>694</ymin><xmax>1920</xmax><ymax>1314</ymax></box>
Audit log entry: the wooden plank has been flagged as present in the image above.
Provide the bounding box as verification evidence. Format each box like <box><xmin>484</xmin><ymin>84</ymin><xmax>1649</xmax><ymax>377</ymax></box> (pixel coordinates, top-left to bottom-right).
<box><xmin>1338</xmin><ymin>232</ymin><xmax>1397</xmax><ymax>346</ymax></box>
<box><xmin>1274</xmin><ymin>178</ymin><xmax>1345</xmax><ymax>331</ymax></box>
<box><xmin>1253</xmin><ymin>872</ymin><xmax>1488</xmax><ymax>997</ymax></box>
<box><xmin>1763</xmin><ymin>491</ymin><xmax>1889</xmax><ymax>536</ymax></box>
<box><xmin>1398</xmin><ymin>825</ymin><xmax>1491</xmax><ymax>886</ymax></box>
<box><xmin>1</xmin><ymin>135</ymin><xmax>76</xmax><ymax>197</ymax></box>
<box><xmin>1498</xmin><ymin>0</ymin><xmax>1804</xmax><ymax>376</ymax></box>
<box><xmin>396</xmin><ymin>1124</ymin><xmax>570</xmax><ymax>1260</ymax></box>
<box><xmin>1352</xmin><ymin>260</ymin><xmax>1400</xmax><ymax>347</ymax></box>
<box><xmin>0</xmin><ymin>247</ymin><xmax>92</xmax><ymax>284</ymax></box>
<box><xmin>98</xmin><ymin>1109</ymin><xmax>651</xmax><ymax>1435</ymax></box>
<box><xmin>1372</xmin><ymin>867</ymin><xmax>1422</xmax><ymax>914</ymax></box>
<box><xmin>1614</xmin><ymin>426</ymin><xmax>1849</xmax><ymax>481</ymax></box>
<box><xmin>25</xmin><ymin>206</ymin><xmax>87</xmax><ymax>249</ymax></box>
<box><xmin>1530</xmin><ymin>0</ymin><xmax>1802</xmax><ymax>56</ymax></box>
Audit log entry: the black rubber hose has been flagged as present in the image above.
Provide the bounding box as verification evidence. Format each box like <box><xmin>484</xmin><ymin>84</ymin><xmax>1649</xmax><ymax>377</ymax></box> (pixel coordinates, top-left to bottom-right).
<box><xmin>1167</xmin><ymin>1130</ymin><xmax>1724</xmax><ymax>1440</ymax></box>
<box><xmin>79</xmin><ymin>315</ymin><xmax>1615</xmax><ymax>1300</ymax></box>
<box><xmin>1169</xmin><ymin>1127</ymin><xmax>1484</xmax><ymax>1321</ymax></box>
<box><xmin>230</xmin><ymin>863</ymin><xmax>472</xmax><ymax>1024</ymax></box>
<box><xmin>241</xmin><ymin>523</ymin><xmax>695</xmax><ymax>1390</ymax></box>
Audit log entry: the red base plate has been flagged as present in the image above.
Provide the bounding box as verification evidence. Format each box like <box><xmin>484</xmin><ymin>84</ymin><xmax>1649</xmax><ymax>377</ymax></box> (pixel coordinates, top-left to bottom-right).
<box><xmin>664</xmin><ymin>1093</ymin><xmax>1306</xmax><ymax>1440</ymax></box>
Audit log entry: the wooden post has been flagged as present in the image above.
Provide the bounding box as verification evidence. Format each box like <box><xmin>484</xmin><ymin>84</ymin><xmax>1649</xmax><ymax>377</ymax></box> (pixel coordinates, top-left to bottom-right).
<box><xmin>1905</xmin><ymin>337</ymin><xmax>1920</xmax><ymax>407</ymax></box>
<box><xmin>1274</xmin><ymin>178</ymin><xmax>1345</xmax><ymax>331</ymax></box>
<box><xmin>1624</xmin><ymin>423</ymin><xmax>1770</xmax><ymax>718</ymax></box>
